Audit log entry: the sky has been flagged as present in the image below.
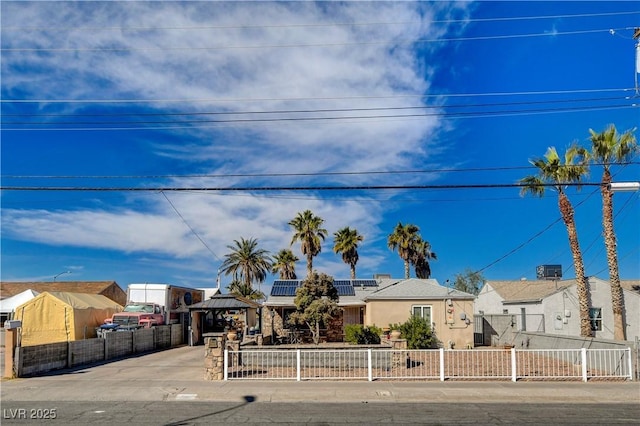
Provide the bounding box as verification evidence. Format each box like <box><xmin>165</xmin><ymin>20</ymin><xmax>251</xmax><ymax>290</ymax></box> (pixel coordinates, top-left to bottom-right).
<box><xmin>1</xmin><ymin>1</ymin><xmax>639</xmax><ymax>294</ymax></box>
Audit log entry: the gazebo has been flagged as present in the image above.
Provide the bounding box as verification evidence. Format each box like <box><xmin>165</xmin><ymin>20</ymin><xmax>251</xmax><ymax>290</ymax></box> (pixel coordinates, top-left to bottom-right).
<box><xmin>188</xmin><ymin>293</ymin><xmax>260</xmax><ymax>345</ymax></box>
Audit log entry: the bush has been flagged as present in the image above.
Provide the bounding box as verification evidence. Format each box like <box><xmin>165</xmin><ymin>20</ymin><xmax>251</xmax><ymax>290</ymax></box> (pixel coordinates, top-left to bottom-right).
<box><xmin>344</xmin><ymin>324</ymin><xmax>382</xmax><ymax>345</ymax></box>
<box><xmin>390</xmin><ymin>316</ymin><xmax>437</xmax><ymax>349</ymax></box>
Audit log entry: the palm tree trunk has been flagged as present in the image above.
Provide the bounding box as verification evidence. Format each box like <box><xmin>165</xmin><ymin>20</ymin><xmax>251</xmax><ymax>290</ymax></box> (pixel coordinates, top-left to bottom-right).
<box><xmin>558</xmin><ymin>193</ymin><xmax>593</xmax><ymax>337</ymax></box>
<box><xmin>404</xmin><ymin>260</ymin><xmax>410</xmax><ymax>279</ymax></box>
<box><xmin>601</xmin><ymin>170</ymin><xmax>626</xmax><ymax>340</ymax></box>
<box><xmin>306</xmin><ymin>254</ymin><xmax>313</xmax><ymax>277</ymax></box>
<box><xmin>350</xmin><ymin>266</ymin><xmax>356</xmax><ymax>280</ymax></box>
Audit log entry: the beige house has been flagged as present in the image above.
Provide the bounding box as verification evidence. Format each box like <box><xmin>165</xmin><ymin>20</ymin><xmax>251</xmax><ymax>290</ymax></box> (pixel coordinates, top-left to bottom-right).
<box><xmin>263</xmin><ymin>277</ymin><xmax>476</xmax><ymax>348</ymax></box>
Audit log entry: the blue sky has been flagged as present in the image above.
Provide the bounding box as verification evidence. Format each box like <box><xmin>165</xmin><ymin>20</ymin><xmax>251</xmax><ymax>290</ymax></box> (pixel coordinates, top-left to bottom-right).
<box><xmin>1</xmin><ymin>1</ymin><xmax>639</xmax><ymax>293</ymax></box>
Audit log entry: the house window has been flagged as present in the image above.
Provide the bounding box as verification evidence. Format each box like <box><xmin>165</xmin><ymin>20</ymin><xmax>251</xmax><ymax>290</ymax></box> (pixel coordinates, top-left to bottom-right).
<box><xmin>412</xmin><ymin>305</ymin><xmax>432</xmax><ymax>324</ymax></box>
<box><xmin>589</xmin><ymin>308</ymin><xmax>602</xmax><ymax>331</ymax></box>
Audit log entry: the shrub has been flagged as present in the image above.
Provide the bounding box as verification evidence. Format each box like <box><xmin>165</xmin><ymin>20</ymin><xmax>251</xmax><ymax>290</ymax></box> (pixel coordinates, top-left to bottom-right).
<box><xmin>391</xmin><ymin>316</ymin><xmax>437</xmax><ymax>349</ymax></box>
<box><xmin>344</xmin><ymin>324</ymin><xmax>382</xmax><ymax>345</ymax></box>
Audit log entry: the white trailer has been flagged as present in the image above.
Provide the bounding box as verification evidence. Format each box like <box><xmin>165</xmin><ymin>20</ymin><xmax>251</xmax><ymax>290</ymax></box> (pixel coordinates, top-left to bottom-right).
<box><xmin>127</xmin><ymin>283</ymin><xmax>204</xmax><ymax>325</ymax></box>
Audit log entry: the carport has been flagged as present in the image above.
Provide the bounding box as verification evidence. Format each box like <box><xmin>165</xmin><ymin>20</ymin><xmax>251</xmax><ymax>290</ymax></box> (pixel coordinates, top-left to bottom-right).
<box><xmin>188</xmin><ymin>294</ymin><xmax>259</xmax><ymax>345</ymax></box>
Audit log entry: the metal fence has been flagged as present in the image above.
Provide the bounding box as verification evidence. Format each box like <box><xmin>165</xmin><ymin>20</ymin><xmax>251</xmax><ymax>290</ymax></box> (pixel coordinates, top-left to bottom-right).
<box><xmin>224</xmin><ymin>347</ymin><xmax>633</xmax><ymax>382</ymax></box>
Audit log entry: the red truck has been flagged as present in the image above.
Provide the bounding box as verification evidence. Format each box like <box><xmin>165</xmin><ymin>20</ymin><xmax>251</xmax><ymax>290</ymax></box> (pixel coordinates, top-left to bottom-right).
<box><xmin>103</xmin><ymin>302</ymin><xmax>165</xmax><ymax>331</ymax></box>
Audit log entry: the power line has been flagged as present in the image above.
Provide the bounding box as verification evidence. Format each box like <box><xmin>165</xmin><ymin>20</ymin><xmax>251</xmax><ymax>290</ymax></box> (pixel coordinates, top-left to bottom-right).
<box><xmin>1</xmin><ymin>95</ymin><xmax>628</xmax><ymax>121</ymax></box>
<box><xmin>2</xmin><ymin>103</ymin><xmax>635</xmax><ymax>131</ymax></box>
<box><xmin>0</xmin><ymin>182</ymin><xmax>605</xmax><ymax>192</ymax></box>
<box><xmin>4</xmin><ymin>11</ymin><xmax>637</xmax><ymax>32</ymax></box>
<box><xmin>2</xmin><ymin>27</ymin><xmax>632</xmax><ymax>52</ymax></box>
<box><xmin>2</xmin><ymin>162</ymin><xmax>635</xmax><ymax>180</ymax></box>
<box><xmin>2</xmin><ymin>87</ymin><xmax>631</xmax><ymax>104</ymax></box>
<box><xmin>160</xmin><ymin>191</ymin><xmax>222</xmax><ymax>262</ymax></box>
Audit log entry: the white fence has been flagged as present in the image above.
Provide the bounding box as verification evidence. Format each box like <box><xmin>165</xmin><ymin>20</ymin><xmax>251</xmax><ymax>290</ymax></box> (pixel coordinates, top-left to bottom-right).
<box><xmin>224</xmin><ymin>348</ymin><xmax>633</xmax><ymax>382</ymax></box>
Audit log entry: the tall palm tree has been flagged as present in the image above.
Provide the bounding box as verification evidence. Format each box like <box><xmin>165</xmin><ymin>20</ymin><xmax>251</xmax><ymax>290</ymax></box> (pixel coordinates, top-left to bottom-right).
<box><xmin>387</xmin><ymin>222</ymin><xmax>421</xmax><ymax>279</ymax></box>
<box><xmin>271</xmin><ymin>249</ymin><xmax>299</xmax><ymax>280</ymax></box>
<box><xmin>289</xmin><ymin>210</ymin><xmax>328</xmax><ymax>276</ymax></box>
<box><xmin>412</xmin><ymin>237</ymin><xmax>437</xmax><ymax>279</ymax></box>
<box><xmin>333</xmin><ymin>226</ymin><xmax>364</xmax><ymax>279</ymax></box>
<box><xmin>520</xmin><ymin>145</ymin><xmax>592</xmax><ymax>337</ymax></box>
<box><xmin>220</xmin><ymin>237</ymin><xmax>272</xmax><ymax>294</ymax></box>
<box><xmin>589</xmin><ymin>124</ymin><xmax>638</xmax><ymax>341</ymax></box>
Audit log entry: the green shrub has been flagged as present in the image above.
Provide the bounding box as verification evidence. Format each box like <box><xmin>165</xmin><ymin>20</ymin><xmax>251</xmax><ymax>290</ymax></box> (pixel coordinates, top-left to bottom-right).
<box><xmin>344</xmin><ymin>324</ymin><xmax>382</xmax><ymax>345</ymax></box>
<box><xmin>391</xmin><ymin>316</ymin><xmax>437</xmax><ymax>349</ymax></box>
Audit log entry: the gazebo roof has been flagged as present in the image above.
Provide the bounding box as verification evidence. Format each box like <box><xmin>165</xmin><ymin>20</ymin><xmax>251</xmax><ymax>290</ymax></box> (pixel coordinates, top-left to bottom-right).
<box><xmin>188</xmin><ymin>293</ymin><xmax>259</xmax><ymax>310</ymax></box>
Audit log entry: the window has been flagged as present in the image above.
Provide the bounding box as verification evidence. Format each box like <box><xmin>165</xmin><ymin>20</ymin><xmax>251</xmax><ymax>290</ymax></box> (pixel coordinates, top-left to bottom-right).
<box><xmin>412</xmin><ymin>305</ymin><xmax>432</xmax><ymax>324</ymax></box>
<box><xmin>589</xmin><ymin>308</ymin><xmax>602</xmax><ymax>331</ymax></box>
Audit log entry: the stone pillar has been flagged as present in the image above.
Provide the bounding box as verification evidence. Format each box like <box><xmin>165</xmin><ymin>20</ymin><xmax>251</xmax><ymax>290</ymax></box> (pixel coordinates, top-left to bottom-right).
<box><xmin>204</xmin><ymin>335</ymin><xmax>225</xmax><ymax>381</ymax></box>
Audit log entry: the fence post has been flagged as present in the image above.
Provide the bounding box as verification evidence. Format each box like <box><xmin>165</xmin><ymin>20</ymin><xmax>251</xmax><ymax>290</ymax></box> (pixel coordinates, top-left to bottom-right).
<box><xmin>581</xmin><ymin>348</ymin><xmax>587</xmax><ymax>382</ymax></box>
<box><xmin>439</xmin><ymin>348</ymin><xmax>445</xmax><ymax>381</ymax></box>
<box><xmin>627</xmin><ymin>347</ymin><xmax>633</xmax><ymax>381</ymax></box>
<box><xmin>511</xmin><ymin>348</ymin><xmax>517</xmax><ymax>382</ymax></box>
<box><xmin>223</xmin><ymin>349</ymin><xmax>228</xmax><ymax>381</ymax></box>
<box><xmin>367</xmin><ymin>349</ymin><xmax>373</xmax><ymax>382</ymax></box>
<box><xmin>296</xmin><ymin>349</ymin><xmax>301</xmax><ymax>382</ymax></box>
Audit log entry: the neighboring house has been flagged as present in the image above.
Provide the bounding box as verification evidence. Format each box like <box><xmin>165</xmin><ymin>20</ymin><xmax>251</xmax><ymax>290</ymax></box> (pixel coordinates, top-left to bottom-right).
<box><xmin>475</xmin><ymin>277</ymin><xmax>640</xmax><ymax>342</ymax></box>
<box><xmin>263</xmin><ymin>277</ymin><xmax>476</xmax><ymax>348</ymax></box>
<box><xmin>13</xmin><ymin>291</ymin><xmax>123</xmax><ymax>346</ymax></box>
<box><xmin>0</xmin><ymin>281</ymin><xmax>127</xmax><ymax>306</ymax></box>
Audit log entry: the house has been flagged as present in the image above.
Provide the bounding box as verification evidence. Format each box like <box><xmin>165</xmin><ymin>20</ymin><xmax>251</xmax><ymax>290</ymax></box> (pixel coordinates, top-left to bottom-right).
<box><xmin>262</xmin><ymin>277</ymin><xmax>476</xmax><ymax>348</ymax></box>
<box><xmin>0</xmin><ymin>281</ymin><xmax>127</xmax><ymax>306</ymax></box>
<box><xmin>13</xmin><ymin>291</ymin><xmax>123</xmax><ymax>346</ymax></box>
<box><xmin>475</xmin><ymin>277</ymin><xmax>640</xmax><ymax>342</ymax></box>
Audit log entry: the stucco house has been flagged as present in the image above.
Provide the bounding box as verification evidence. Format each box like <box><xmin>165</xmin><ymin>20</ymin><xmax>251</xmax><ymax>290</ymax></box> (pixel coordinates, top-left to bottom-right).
<box><xmin>475</xmin><ymin>277</ymin><xmax>640</xmax><ymax>342</ymax></box>
<box><xmin>262</xmin><ymin>277</ymin><xmax>476</xmax><ymax>348</ymax></box>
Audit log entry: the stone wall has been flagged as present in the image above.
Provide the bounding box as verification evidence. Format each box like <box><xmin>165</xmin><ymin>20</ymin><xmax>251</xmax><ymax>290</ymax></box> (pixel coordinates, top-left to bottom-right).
<box><xmin>204</xmin><ymin>335</ymin><xmax>226</xmax><ymax>380</ymax></box>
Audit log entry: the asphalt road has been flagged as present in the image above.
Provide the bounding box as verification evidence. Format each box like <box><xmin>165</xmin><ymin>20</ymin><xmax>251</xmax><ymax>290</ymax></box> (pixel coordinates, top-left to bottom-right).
<box><xmin>1</xmin><ymin>401</ymin><xmax>638</xmax><ymax>425</ymax></box>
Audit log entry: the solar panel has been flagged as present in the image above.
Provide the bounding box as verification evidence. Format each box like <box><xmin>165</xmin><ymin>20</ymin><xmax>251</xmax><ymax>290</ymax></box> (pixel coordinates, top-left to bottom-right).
<box><xmin>271</xmin><ymin>280</ymin><xmax>300</xmax><ymax>296</ymax></box>
<box><xmin>334</xmin><ymin>284</ymin><xmax>355</xmax><ymax>296</ymax></box>
<box><xmin>334</xmin><ymin>279</ymin><xmax>378</xmax><ymax>288</ymax></box>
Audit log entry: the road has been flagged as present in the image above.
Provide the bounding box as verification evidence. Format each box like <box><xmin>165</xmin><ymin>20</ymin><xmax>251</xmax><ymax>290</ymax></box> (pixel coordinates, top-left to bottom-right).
<box><xmin>1</xmin><ymin>401</ymin><xmax>638</xmax><ymax>425</ymax></box>
<box><xmin>2</xmin><ymin>346</ymin><xmax>639</xmax><ymax>425</ymax></box>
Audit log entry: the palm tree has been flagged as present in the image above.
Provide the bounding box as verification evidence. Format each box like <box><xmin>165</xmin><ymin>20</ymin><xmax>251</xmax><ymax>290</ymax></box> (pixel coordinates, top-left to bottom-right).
<box><xmin>226</xmin><ymin>279</ymin><xmax>265</xmax><ymax>301</ymax></box>
<box><xmin>220</xmin><ymin>237</ymin><xmax>272</xmax><ymax>294</ymax></box>
<box><xmin>412</xmin><ymin>237</ymin><xmax>437</xmax><ymax>279</ymax></box>
<box><xmin>589</xmin><ymin>124</ymin><xmax>638</xmax><ymax>341</ymax></box>
<box><xmin>272</xmin><ymin>249</ymin><xmax>299</xmax><ymax>279</ymax></box>
<box><xmin>333</xmin><ymin>226</ymin><xmax>364</xmax><ymax>279</ymax></box>
<box><xmin>289</xmin><ymin>210</ymin><xmax>328</xmax><ymax>277</ymax></box>
<box><xmin>387</xmin><ymin>222</ymin><xmax>421</xmax><ymax>279</ymax></box>
<box><xmin>520</xmin><ymin>145</ymin><xmax>592</xmax><ymax>337</ymax></box>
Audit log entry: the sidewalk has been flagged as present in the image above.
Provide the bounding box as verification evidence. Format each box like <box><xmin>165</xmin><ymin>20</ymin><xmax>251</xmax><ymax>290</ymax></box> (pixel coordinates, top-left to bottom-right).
<box><xmin>2</xmin><ymin>345</ymin><xmax>639</xmax><ymax>404</ymax></box>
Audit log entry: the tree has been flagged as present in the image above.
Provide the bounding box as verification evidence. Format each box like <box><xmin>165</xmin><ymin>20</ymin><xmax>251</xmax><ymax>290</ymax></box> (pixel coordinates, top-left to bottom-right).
<box><xmin>520</xmin><ymin>145</ymin><xmax>592</xmax><ymax>337</ymax></box>
<box><xmin>271</xmin><ymin>249</ymin><xmax>299</xmax><ymax>280</ymax></box>
<box><xmin>453</xmin><ymin>268</ymin><xmax>485</xmax><ymax>295</ymax></box>
<box><xmin>220</xmin><ymin>237</ymin><xmax>272</xmax><ymax>295</ymax></box>
<box><xmin>288</xmin><ymin>271</ymin><xmax>340</xmax><ymax>345</ymax></box>
<box><xmin>387</xmin><ymin>222</ymin><xmax>421</xmax><ymax>279</ymax></box>
<box><xmin>589</xmin><ymin>124</ymin><xmax>638</xmax><ymax>341</ymax></box>
<box><xmin>333</xmin><ymin>226</ymin><xmax>364</xmax><ymax>279</ymax></box>
<box><xmin>289</xmin><ymin>210</ymin><xmax>328</xmax><ymax>277</ymax></box>
<box><xmin>411</xmin><ymin>237</ymin><xmax>437</xmax><ymax>279</ymax></box>
<box><xmin>226</xmin><ymin>279</ymin><xmax>265</xmax><ymax>301</ymax></box>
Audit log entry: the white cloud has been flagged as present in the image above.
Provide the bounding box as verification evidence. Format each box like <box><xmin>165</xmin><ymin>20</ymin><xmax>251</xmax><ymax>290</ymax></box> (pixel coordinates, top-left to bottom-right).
<box><xmin>1</xmin><ymin>2</ymin><xmax>472</xmax><ymax>274</ymax></box>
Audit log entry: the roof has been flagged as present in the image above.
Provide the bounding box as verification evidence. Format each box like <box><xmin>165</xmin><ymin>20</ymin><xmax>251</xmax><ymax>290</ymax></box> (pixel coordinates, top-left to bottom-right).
<box><xmin>621</xmin><ymin>280</ymin><xmax>640</xmax><ymax>294</ymax></box>
<box><xmin>0</xmin><ymin>281</ymin><xmax>122</xmax><ymax>299</ymax></box>
<box><xmin>263</xmin><ymin>278</ymin><xmax>474</xmax><ymax>306</ymax></box>
<box><xmin>486</xmin><ymin>279</ymin><xmax>575</xmax><ymax>304</ymax></box>
<box><xmin>365</xmin><ymin>278</ymin><xmax>475</xmax><ymax>300</ymax></box>
<box><xmin>17</xmin><ymin>291</ymin><xmax>123</xmax><ymax>310</ymax></box>
<box><xmin>188</xmin><ymin>293</ymin><xmax>259</xmax><ymax>310</ymax></box>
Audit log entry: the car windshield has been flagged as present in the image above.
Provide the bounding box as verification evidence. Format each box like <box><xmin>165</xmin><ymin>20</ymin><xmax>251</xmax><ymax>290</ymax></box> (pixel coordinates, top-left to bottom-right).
<box><xmin>123</xmin><ymin>304</ymin><xmax>154</xmax><ymax>313</ymax></box>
